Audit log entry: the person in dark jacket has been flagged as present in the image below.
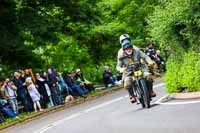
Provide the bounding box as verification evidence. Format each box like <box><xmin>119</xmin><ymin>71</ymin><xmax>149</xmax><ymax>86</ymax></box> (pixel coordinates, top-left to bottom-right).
<box><xmin>154</xmin><ymin>50</ymin><xmax>166</xmax><ymax>72</ymax></box>
<box><xmin>103</xmin><ymin>65</ymin><xmax>117</xmax><ymax>88</ymax></box>
<box><xmin>64</xmin><ymin>71</ymin><xmax>87</xmax><ymax>97</ymax></box>
<box><xmin>13</xmin><ymin>71</ymin><xmax>31</xmax><ymax>112</ymax></box>
<box><xmin>47</xmin><ymin>68</ymin><xmax>62</xmax><ymax>105</ymax></box>
<box><xmin>35</xmin><ymin>73</ymin><xmax>50</xmax><ymax>108</ymax></box>
<box><xmin>145</xmin><ymin>42</ymin><xmax>156</xmax><ymax>60</ymax></box>
<box><xmin>74</xmin><ymin>69</ymin><xmax>95</xmax><ymax>92</ymax></box>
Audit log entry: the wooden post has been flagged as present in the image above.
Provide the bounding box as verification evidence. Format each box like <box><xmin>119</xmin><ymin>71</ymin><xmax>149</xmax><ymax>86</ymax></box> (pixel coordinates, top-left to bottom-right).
<box><xmin>29</xmin><ymin>68</ymin><xmax>36</xmax><ymax>83</ymax></box>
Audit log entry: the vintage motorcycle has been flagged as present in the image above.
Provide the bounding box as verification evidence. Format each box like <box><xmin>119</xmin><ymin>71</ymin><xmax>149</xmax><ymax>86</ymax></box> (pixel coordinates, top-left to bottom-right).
<box><xmin>126</xmin><ymin>63</ymin><xmax>151</xmax><ymax>108</ymax></box>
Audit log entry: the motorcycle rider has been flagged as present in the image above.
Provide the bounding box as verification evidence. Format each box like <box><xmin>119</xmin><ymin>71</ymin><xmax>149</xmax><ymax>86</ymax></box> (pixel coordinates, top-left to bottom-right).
<box><xmin>117</xmin><ymin>34</ymin><xmax>156</xmax><ymax>103</ymax></box>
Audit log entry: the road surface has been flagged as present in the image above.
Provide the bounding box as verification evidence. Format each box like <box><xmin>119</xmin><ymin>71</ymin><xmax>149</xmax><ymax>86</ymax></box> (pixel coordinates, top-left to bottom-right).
<box><xmin>3</xmin><ymin>78</ymin><xmax>200</xmax><ymax>133</ymax></box>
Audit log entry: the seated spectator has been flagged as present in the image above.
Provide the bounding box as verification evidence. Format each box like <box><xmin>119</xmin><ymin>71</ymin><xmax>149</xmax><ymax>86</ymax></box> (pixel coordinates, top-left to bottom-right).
<box><xmin>116</xmin><ymin>72</ymin><xmax>123</xmax><ymax>82</ymax></box>
<box><xmin>63</xmin><ymin>71</ymin><xmax>87</xmax><ymax>97</ymax></box>
<box><xmin>103</xmin><ymin>65</ymin><xmax>117</xmax><ymax>88</ymax></box>
<box><xmin>0</xmin><ymin>99</ymin><xmax>17</xmax><ymax>119</ymax></box>
<box><xmin>75</xmin><ymin>69</ymin><xmax>95</xmax><ymax>92</ymax></box>
<box><xmin>25</xmin><ymin>78</ymin><xmax>43</xmax><ymax>112</ymax></box>
<box><xmin>56</xmin><ymin>72</ymin><xmax>74</xmax><ymax>100</ymax></box>
<box><xmin>1</xmin><ymin>78</ymin><xmax>18</xmax><ymax>115</ymax></box>
<box><xmin>154</xmin><ymin>50</ymin><xmax>166</xmax><ymax>72</ymax></box>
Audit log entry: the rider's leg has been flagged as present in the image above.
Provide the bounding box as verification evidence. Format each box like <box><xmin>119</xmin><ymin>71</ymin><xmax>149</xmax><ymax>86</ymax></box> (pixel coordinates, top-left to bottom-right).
<box><xmin>124</xmin><ymin>76</ymin><xmax>136</xmax><ymax>103</ymax></box>
<box><xmin>143</xmin><ymin>71</ymin><xmax>156</xmax><ymax>97</ymax></box>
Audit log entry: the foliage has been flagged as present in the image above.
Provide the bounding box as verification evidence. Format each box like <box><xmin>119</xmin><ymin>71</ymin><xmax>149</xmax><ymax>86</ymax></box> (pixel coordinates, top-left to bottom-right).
<box><xmin>165</xmin><ymin>50</ymin><xmax>200</xmax><ymax>93</ymax></box>
<box><xmin>148</xmin><ymin>0</ymin><xmax>200</xmax><ymax>50</ymax></box>
<box><xmin>0</xmin><ymin>0</ymin><xmax>200</xmax><ymax>89</ymax></box>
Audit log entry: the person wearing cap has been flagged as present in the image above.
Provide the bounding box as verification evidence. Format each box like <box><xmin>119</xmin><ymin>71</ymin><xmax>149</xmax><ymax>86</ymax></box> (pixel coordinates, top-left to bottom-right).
<box><xmin>63</xmin><ymin>71</ymin><xmax>87</xmax><ymax>97</ymax></box>
<box><xmin>117</xmin><ymin>34</ymin><xmax>156</xmax><ymax>103</ymax></box>
<box><xmin>75</xmin><ymin>69</ymin><xmax>95</xmax><ymax>92</ymax></box>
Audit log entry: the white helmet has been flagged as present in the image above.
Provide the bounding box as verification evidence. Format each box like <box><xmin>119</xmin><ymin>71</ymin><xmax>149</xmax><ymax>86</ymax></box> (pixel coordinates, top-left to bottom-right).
<box><xmin>119</xmin><ymin>34</ymin><xmax>131</xmax><ymax>44</ymax></box>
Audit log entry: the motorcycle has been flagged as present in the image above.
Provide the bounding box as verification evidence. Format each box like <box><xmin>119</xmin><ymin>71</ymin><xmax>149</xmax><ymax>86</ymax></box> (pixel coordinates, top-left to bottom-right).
<box><xmin>126</xmin><ymin>63</ymin><xmax>151</xmax><ymax>108</ymax></box>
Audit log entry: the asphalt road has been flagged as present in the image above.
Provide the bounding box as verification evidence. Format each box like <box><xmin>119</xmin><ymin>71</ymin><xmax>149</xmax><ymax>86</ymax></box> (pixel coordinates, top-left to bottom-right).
<box><xmin>3</xmin><ymin>78</ymin><xmax>200</xmax><ymax>133</ymax></box>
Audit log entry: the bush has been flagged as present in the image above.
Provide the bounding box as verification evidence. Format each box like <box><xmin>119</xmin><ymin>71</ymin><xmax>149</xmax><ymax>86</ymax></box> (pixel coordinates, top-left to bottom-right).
<box><xmin>165</xmin><ymin>50</ymin><xmax>200</xmax><ymax>93</ymax></box>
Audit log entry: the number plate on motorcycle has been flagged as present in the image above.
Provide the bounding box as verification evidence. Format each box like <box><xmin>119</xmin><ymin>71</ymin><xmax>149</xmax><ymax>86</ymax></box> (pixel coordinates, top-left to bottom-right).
<box><xmin>134</xmin><ymin>70</ymin><xmax>142</xmax><ymax>76</ymax></box>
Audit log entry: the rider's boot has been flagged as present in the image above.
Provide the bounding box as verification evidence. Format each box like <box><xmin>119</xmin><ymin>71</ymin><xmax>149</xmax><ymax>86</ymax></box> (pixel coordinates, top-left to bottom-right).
<box><xmin>127</xmin><ymin>88</ymin><xmax>136</xmax><ymax>103</ymax></box>
<box><xmin>149</xmin><ymin>91</ymin><xmax>156</xmax><ymax>97</ymax></box>
<box><xmin>146</xmin><ymin>79</ymin><xmax>156</xmax><ymax>97</ymax></box>
<box><xmin>130</xmin><ymin>96</ymin><xmax>136</xmax><ymax>103</ymax></box>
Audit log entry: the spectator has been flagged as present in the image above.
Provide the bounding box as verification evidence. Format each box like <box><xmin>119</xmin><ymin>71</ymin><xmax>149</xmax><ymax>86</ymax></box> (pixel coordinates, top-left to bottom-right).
<box><xmin>103</xmin><ymin>65</ymin><xmax>117</xmax><ymax>88</ymax></box>
<box><xmin>75</xmin><ymin>69</ymin><xmax>95</xmax><ymax>92</ymax></box>
<box><xmin>64</xmin><ymin>71</ymin><xmax>87</xmax><ymax>97</ymax></box>
<box><xmin>42</xmin><ymin>71</ymin><xmax>54</xmax><ymax>107</ymax></box>
<box><xmin>145</xmin><ymin>42</ymin><xmax>156</xmax><ymax>60</ymax></box>
<box><xmin>35</xmin><ymin>73</ymin><xmax>50</xmax><ymax>108</ymax></box>
<box><xmin>154</xmin><ymin>50</ymin><xmax>166</xmax><ymax>72</ymax></box>
<box><xmin>25</xmin><ymin>78</ymin><xmax>43</xmax><ymax>112</ymax></box>
<box><xmin>13</xmin><ymin>71</ymin><xmax>31</xmax><ymax>112</ymax></box>
<box><xmin>0</xmin><ymin>99</ymin><xmax>17</xmax><ymax>119</ymax></box>
<box><xmin>22</xmin><ymin>69</ymin><xmax>34</xmax><ymax>111</ymax></box>
<box><xmin>47</xmin><ymin>68</ymin><xmax>62</xmax><ymax>105</ymax></box>
<box><xmin>71</xmin><ymin>71</ymin><xmax>88</xmax><ymax>95</ymax></box>
<box><xmin>0</xmin><ymin>78</ymin><xmax>18</xmax><ymax>115</ymax></box>
<box><xmin>56</xmin><ymin>72</ymin><xmax>74</xmax><ymax>97</ymax></box>
<box><xmin>23</xmin><ymin>69</ymin><xmax>32</xmax><ymax>82</ymax></box>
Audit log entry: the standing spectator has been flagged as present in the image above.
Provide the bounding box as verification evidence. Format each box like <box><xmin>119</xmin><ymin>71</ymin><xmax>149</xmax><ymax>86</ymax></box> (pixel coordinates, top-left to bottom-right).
<box><xmin>23</xmin><ymin>69</ymin><xmax>32</xmax><ymax>82</ymax></box>
<box><xmin>145</xmin><ymin>42</ymin><xmax>156</xmax><ymax>60</ymax></box>
<box><xmin>1</xmin><ymin>78</ymin><xmax>18</xmax><ymax>115</ymax></box>
<box><xmin>42</xmin><ymin>71</ymin><xmax>54</xmax><ymax>107</ymax></box>
<box><xmin>47</xmin><ymin>68</ymin><xmax>62</xmax><ymax>105</ymax></box>
<box><xmin>103</xmin><ymin>65</ymin><xmax>117</xmax><ymax>88</ymax></box>
<box><xmin>13</xmin><ymin>71</ymin><xmax>31</xmax><ymax>112</ymax></box>
<box><xmin>25</xmin><ymin>78</ymin><xmax>43</xmax><ymax>112</ymax></box>
<box><xmin>22</xmin><ymin>69</ymin><xmax>34</xmax><ymax>111</ymax></box>
<box><xmin>75</xmin><ymin>69</ymin><xmax>95</xmax><ymax>92</ymax></box>
<box><xmin>64</xmin><ymin>71</ymin><xmax>87</xmax><ymax>97</ymax></box>
<box><xmin>35</xmin><ymin>73</ymin><xmax>50</xmax><ymax>108</ymax></box>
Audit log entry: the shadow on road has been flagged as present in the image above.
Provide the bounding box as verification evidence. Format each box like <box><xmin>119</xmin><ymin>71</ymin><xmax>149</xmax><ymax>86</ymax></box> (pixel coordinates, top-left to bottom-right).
<box><xmin>132</xmin><ymin>103</ymin><xmax>160</xmax><ymax>112</ymax></box>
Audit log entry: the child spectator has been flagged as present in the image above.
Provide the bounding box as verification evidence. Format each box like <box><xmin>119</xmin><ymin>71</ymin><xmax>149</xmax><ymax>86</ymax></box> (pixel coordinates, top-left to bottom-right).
<box><xmin>25</xmin><ymin>78</ymin><xmax>43</xmax><ymax>112</ymax></box>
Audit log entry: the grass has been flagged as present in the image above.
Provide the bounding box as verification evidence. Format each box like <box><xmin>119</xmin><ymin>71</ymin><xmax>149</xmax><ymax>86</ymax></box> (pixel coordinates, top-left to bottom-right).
<box><xmin>0</xmin><ymin>112</ymin><xmax>36</xmax><ymax>126</ymax></box>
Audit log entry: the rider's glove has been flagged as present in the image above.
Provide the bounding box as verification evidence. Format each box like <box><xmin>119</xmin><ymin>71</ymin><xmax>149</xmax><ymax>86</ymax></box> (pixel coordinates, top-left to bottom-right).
<box><xmin>119</xmin><ymin>67</ymin><xmax>126</xmax><ymax>73</ymax></box>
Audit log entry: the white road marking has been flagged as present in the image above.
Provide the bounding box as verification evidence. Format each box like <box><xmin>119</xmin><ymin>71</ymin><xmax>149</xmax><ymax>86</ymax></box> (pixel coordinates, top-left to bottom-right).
<box><xmin>153</xmin><ymin>83</ymin><xmax>165</xmax><ymax>88</ymax></box>
<box><xmin>84</xmin><ymin>97</ymin><xmax>124</xmax><ymax>113</ymax></box>
<box><xmin>154</xmin><ymin>94</ymin><xmax>200</xmax><ymax>105</ymax></box>
<box><xmin>156</xmin><ymin>100</ymin><xmax>200</xmax><ymax>105</ymax></box>
<box><xmin>34</xmin><ymin>83</ymin><xmax>165</xmax><ymax>133</ymax></box>
<box><xmin>154</xmin><ymin>95</ymin><xmax>169</xmax><ymax>104</ymax></box>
